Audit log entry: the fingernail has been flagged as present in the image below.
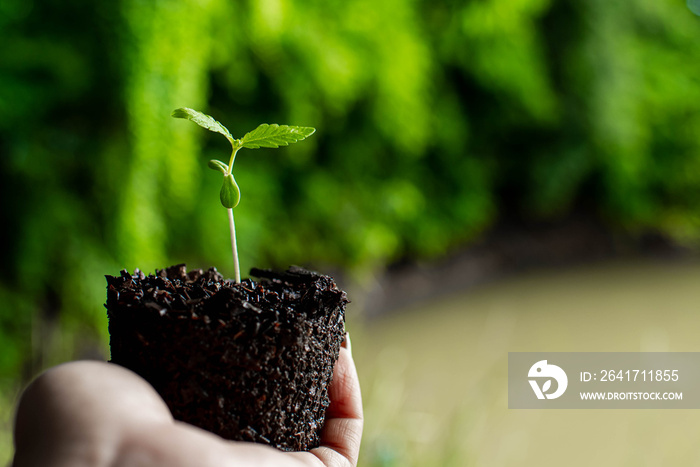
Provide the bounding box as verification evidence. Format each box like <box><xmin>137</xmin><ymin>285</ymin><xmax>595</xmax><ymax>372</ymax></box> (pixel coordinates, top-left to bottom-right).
<box><xmin>342</xmin><ymin>332</ymin><xmax>352</xmax><ymax>355</ymax></box>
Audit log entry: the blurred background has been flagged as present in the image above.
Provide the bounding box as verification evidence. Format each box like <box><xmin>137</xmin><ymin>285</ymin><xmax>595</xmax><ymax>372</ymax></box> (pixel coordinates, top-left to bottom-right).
<box><xmin>2</xmin><ymin>0</ymin><xmax>700</xmax><ymax>465</ymax></box>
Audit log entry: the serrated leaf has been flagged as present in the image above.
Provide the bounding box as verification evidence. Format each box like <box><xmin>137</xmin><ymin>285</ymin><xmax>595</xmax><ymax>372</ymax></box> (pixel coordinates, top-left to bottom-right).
<box><xmin>172</xmin><ymin>108</ymin><xmax>233</xmax><ymax>141</ymax></box>
<box><xmin>208</xmin><ymin>159</ymin><xmax>229</xmax><ymax>174</ymax></box>
<box><xmin>220</xmin><ymin>174</ymin><xmax>240</xmax><ymax>208</ymax></box>
<box><xmin>542</xmin><ymin>380</ymin><xmax>552</xmax><ymax>393</ymax></box>
<box><xmin>240</xmin><ymin>124</ymin><xmax>315</xmax><ymax>149</ymax></box>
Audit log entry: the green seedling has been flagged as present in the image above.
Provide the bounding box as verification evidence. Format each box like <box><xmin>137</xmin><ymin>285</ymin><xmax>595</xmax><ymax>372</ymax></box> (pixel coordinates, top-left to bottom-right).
<box><xmin>172</xmin><ymin>107</ymin><xmax>315</xmax><ymax>283</ymax></box>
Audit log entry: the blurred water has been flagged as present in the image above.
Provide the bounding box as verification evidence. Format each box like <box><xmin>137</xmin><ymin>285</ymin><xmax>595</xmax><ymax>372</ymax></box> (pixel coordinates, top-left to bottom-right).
<box><xmin>352</xmin><ymin>259</ymin><xmax>700</xmax><ymax>466</ymax></box>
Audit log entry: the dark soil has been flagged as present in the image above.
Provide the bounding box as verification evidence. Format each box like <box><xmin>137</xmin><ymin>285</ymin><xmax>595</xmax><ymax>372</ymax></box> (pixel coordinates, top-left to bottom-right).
<box><xmin>105</xmin><ymin>264</ymin><xmax>347</xmax><ymax>451</ymax></box>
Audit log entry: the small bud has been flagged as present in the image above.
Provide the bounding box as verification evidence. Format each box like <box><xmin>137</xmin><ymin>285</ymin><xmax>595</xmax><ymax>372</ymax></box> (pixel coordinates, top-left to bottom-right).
<box><xmin>220</xmin><ymin>174</ymin><xmax>240</xmax><ymax>208</ymax></box>
<box><xmin>208</xmin><ymin>159</ymin><xmax>229</xmax><ymax>174</ymax></box>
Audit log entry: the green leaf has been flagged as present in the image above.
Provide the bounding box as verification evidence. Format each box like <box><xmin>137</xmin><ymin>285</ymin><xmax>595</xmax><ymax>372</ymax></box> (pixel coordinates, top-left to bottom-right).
<box><xmin>172</xmin><ymin>108</ymin><xmax>233</xmax><ymax>142</ymax></box>
<box><xmin>220</xmin><ymin>174</ymin><xmax>240</xmax><ymax>208</ymax></box>
<box><xmin>208</xmin><ymin>159</ymin><xmax>229</xmax><ymax>174</ymax></box>
<box><xmin>240</xmin><ymin>124</ymin><xmax>316</xmax><ymax>149</ymax></box>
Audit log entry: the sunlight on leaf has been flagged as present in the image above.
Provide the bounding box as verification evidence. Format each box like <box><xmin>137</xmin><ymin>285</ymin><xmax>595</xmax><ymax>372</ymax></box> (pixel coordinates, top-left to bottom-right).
<box><xmin>172</xmin><ymin>108</ymin><xmax>233</xmax><ymax>142</ymax></box>
<box><xmin>241</xmin><ymin>124</ymin><xmax>315</xmax><ymax>149</ymax></box>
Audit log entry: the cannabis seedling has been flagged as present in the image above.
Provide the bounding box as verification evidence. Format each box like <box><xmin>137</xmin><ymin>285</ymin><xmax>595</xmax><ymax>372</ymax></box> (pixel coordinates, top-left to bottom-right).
<box><xmin>172</xmin><ymin>108</ymin><xmax>315</xmax><ymax>283</ymax></box>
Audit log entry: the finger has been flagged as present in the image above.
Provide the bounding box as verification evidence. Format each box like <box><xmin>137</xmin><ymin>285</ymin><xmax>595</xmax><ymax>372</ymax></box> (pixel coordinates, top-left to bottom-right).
<box><xmin>13</xmin><ymin>360</ymin><xmax>173</xmax><ymax>466</ymax></box>
<box><xmin>311</xmin><ymin>346</ymin><xmax>363</xmax><ymax>467</ymax></box>
<box><xmin>327</xmin><ymin>340</ymin><xmax>362</xmax><ymax>420</ymax></box>
<box><xmin>13</xmin><ymin>361</ymin><xmax>311</xmax><ymax>467</ymax></box>
<box><xmin>340</xmin><ymin>332</ymin><xmax>352</xmax><ymax>353</ymax></box>
<box><xmin>115</xmin><ymin>421</ymin><xmax>310</xmax><ymax>467</ymax></box>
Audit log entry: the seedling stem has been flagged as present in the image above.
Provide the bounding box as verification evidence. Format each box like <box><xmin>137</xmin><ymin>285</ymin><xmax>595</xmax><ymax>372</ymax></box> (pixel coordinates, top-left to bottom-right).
<box><xmin>227</xmin><ymin>208</ymin><xmax>240</xmax><ymax>283</ymax></box>
<box><xmin>171</xmin><ymin>108</ymin><xmax>315</xmax><ymax>283</ymax></box>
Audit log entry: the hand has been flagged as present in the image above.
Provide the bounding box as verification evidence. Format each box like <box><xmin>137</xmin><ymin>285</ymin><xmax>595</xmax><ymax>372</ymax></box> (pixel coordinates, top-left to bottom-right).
<box><xmin>12</xmin><ymin>341</ymin><xmax>362</xmax><ymax>467</ymax></box>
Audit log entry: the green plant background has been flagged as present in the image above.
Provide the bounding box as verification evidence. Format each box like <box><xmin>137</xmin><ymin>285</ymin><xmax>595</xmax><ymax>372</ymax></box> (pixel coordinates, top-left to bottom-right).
<box><xmin>1</xmin><ymin>0</ymin><xmax>700</xmax><ymax>464</ymax></box>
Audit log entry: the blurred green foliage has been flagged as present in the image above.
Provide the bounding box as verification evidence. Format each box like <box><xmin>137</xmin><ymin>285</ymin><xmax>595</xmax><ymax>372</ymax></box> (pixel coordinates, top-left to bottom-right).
<box><xmin>1</xmin><ymin>0</ymin><xmax>700</xmax><ymax>392</ymax></box>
